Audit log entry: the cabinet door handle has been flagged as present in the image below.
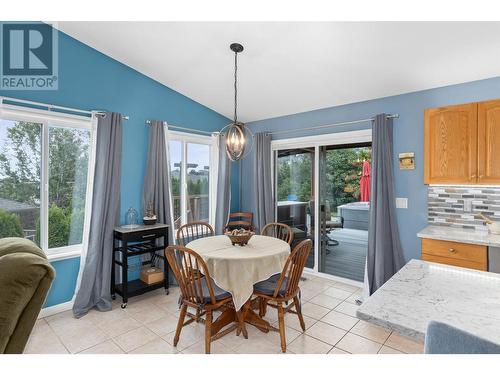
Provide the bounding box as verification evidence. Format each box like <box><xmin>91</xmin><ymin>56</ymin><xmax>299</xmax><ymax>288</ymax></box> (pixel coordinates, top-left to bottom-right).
<box><xmin>471</xmin><ymin>174</ymin><xmax>477</xmax><ymax>179</ymax></box>
<box><xmin>479</xmin><ymin>175</ymin><xmax>484</xmax><ymax>179</ymax></box>
<box><xmin>142</xmin><ymin>234</ymin><xmax>156</xmax><ymax>239</ymax></box>
<box><xmin>449</xmin><ymin>248</ymin><xmax>456</xmax><ymax>253</ymax></box>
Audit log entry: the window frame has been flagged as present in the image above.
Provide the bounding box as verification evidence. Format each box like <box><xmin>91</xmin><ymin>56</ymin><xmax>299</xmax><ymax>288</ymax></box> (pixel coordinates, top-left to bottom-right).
<box><xmin>167</xmin><ymin>130</ymin><xmax>217</xmax><ymax>228</ymax></box>
<box><xmin>0</xmin><ymin>103</ymin><xmax>94</xmax><ymax>260</ymax></box>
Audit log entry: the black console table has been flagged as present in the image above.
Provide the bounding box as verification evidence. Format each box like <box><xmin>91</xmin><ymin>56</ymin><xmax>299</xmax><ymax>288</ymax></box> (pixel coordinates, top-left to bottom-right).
<box><xmin>112</xmin><ymin>223</ymin><xmax>169</xmax><ymax>308</ymax></box>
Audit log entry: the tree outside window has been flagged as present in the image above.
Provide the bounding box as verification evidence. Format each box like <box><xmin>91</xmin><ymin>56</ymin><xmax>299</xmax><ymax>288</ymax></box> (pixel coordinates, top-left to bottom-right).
<box><xmin>276</xmin><ymin>146</ymin><xmax>371</xmax><ymax>215</ymax></box>
<box><xmin>0</xmin><ymin>119</ymin><xmax>90</xmax><ymax>250</ymax></box>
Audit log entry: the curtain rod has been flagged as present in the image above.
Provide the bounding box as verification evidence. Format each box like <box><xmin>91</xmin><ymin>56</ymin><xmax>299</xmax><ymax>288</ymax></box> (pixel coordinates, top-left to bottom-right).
<box><xmin>145</xmin><ymin>120</ymin><xmax>215</xmax><ymax>136</ymax></box>
<box><xmin>0</xmin><ymin>96</ymin><xmax>129</xmax><ymax>120</ymax></box>
<box><xmin>146</xmin><ymin>113</ymin><xmax>399</xmax><ymax>137</ymax></box>
<box><xmin>269</xmin><ymin>114</ymin><xmax>399</xmax><ymax>136</ymax></box>
<box><xmin>95</xmin><ymin>112</ymin><xmax>129</xmax><ymax>120</ymax></box>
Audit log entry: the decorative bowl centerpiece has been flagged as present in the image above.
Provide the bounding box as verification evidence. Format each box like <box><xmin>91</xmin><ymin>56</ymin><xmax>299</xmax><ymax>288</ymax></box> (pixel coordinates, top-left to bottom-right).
<box><xmin>225</xmin><ymin>228</ymin><xmax>254</xmax><ymax>246</ymax></box>
<box><xmin>143</xmin><ymin>202</ymin><xmax>157</xmax><ymax>226</ymax></box>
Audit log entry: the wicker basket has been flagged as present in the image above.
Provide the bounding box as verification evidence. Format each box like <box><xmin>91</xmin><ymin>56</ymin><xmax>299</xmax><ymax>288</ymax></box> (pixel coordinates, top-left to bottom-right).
<box><xmin>225</xmin><ymin>232</ymin><xmax>254</xmax><ymax>246</ymax></box>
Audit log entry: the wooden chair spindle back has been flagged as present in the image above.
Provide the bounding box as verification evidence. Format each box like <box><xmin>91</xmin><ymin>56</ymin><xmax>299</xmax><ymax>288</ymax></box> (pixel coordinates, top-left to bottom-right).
<box><xmin>261</xmin><ymin>222</ymin><xmax>294</xmax><ymax>245</ymax></box>
<box><xmin>225</xmin><ymin>212</ymin><xmax>254</xmax><ymax>232</ymax></box>
<box><xmin>274</xmin><ymin>239</ymin><xmax>312</xmax><ymax>299</ymax></box>
<box><xmin>165</xmin><ymin>245</ymin><xmax>216</xmax><ymax>306</ymax></box>
<box><xmin>176</xmin><ymin>221</ymin><xmax>214</xmax><ymax>246</ymax></box>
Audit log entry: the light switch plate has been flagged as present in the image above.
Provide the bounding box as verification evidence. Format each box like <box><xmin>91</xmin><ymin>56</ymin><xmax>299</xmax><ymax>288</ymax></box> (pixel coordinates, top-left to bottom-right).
<box><xmin>395</xmin><ymin>197</ymin><xmax>408</xmax><ymax>209</ymax></box>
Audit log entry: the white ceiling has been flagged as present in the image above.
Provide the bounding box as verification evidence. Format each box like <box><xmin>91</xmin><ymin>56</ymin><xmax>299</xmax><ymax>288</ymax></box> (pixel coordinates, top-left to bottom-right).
<box><xmin>56</xmin><ymin>22</ymin><xmax>500</xmax><ymax>122</ymax></box>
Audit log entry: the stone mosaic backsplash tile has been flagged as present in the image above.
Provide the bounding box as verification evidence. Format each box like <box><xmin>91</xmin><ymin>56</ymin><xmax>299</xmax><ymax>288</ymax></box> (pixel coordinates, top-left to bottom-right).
<box><xmin>428</xmin><ymin>186</ymin><xmax>500</xmax><ymax>232</ymax></box>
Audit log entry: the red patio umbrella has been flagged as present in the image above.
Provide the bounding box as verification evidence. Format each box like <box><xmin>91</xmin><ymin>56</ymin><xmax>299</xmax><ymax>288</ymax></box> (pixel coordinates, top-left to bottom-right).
<box><xmin>359</xmin><ymin>160</ymin><xmax>371</xmax><ymax>202</ymax></box>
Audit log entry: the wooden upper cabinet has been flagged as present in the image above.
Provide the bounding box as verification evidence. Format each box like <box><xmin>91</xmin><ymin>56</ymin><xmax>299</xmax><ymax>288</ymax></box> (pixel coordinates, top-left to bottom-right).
<box><xmin>424</xmin><ymin>103</ymin><xmax>478</xmax><ymax>184</ymax></box>
<box><xmin>477</xmin><ymin>99</ymin><xmax>500</xmax><ymax>184</ymax></box>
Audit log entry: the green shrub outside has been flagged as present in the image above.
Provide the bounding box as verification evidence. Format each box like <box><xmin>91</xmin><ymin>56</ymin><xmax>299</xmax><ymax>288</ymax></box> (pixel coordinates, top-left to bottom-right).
<box><xmin>35</xmin><ymin>204</ymin><xmax>84</xmax><ymax>248</ymax></box>
<box><xmin>0</xmin><ymin>209</ymin><xmax>24</xmax><ymax>238</ymax></box>
<box><xmin>68</xmin><ymin>208</ymin><xmax>85</xmax><ymax>245</ymax></box>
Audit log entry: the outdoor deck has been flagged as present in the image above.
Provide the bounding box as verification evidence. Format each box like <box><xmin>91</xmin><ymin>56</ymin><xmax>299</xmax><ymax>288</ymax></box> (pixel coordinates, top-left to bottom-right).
<box><xmin>305</xmin><ymin>228</ymin><xmax>368</xmax><ymax>282</ymax></box>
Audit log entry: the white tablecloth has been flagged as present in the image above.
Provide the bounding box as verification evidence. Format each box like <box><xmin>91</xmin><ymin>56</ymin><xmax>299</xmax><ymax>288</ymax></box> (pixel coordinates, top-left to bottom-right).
<box><xmin>187</xmin><ymin>235</ymin><xmax>290</xmax><ymax>310</ymax></box>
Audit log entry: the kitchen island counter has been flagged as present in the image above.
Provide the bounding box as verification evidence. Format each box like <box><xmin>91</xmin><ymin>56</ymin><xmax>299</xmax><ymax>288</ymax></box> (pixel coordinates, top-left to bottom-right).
<box><xmin>357</xmin><ymin>259</ymin><xmax>500</xmax><ymax>344</ymax></box>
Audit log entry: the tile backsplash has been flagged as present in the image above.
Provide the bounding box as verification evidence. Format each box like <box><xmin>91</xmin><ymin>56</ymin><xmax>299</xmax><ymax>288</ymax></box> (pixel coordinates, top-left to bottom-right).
<box><xmin>428</xmin><ymin>186</ymin><xmax>500</xmax><ymax>232</ymax></box>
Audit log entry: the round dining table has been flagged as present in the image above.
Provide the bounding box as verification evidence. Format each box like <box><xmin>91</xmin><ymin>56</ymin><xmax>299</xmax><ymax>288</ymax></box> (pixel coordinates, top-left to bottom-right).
<box><xmin>187</xmin><ymin>234</ymin><xmax>291</xmax><ymax>311</ymax></box>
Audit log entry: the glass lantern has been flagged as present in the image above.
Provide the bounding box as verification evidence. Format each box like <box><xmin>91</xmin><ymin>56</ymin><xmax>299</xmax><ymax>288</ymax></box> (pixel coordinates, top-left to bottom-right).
<box><xmin>124</xmin><ymin>207</ymin><xmax>139</xmax><ymax>229</ymax></box>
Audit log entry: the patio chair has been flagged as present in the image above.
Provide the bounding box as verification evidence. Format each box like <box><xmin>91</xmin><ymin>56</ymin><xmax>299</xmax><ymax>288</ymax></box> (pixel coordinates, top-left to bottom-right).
<box><xmin>323</xmin><ymin>202</ymin><xmax>343</xmax><ymax>247</ymax></box>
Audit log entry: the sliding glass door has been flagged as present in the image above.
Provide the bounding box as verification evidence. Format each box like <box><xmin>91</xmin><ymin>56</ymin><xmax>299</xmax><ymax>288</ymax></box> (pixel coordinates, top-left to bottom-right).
<box><xmin>318</xmin><ymin>143</ymin><xmax>371</xmax><ymax>282</ymax></box>
<box><xmin>275</xmin><ymin>147</ymin><xmax>316</xmax><ymax>268</ymax></box>
<box><xmin>273</xmin><ymin>131</ymin><xmax>371</xmax><ymax>283</ymax></box>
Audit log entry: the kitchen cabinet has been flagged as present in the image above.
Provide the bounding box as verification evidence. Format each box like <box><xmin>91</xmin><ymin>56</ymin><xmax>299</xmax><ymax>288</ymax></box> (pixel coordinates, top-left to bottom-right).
<box><xmin>424</xmin><ymin>99</ymin><xmax>500</xmax><ymax>185</ymax></box>
<box><xmin>424</xmin><ymin>103</ymin><xmax>477</xmax><ymax>184</ymax></box>
<box><xmin>478</xmin><ymin>99</ymin><xmax>500</xmax><ymax>184</ymax></box>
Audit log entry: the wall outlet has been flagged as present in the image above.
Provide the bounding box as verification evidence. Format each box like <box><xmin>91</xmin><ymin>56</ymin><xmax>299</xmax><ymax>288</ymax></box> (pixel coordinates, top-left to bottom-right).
<box><xmin>395</xmin><ymin>197</ymin><xmax>408</xmax><ymax>209</ymax></box>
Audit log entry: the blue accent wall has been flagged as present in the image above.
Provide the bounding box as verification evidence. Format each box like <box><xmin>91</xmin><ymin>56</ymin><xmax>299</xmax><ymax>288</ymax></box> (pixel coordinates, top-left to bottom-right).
<box><xmin>43</xmin><ymin>257</ymin><xmax>80</xmax><ymax>307</ymax></box>
<box><xmin>0</xmin><ymin>26</ymin><xmax>237</xmax><ymax>307</ymax></box>
<box><xmin>241</xmin><ymin>76</ymin><xmax>500</xmax><ymax>264</ymax></box>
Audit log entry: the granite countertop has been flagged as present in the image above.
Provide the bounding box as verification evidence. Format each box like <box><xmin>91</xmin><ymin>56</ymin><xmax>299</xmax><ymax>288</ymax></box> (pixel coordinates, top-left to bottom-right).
<box><xmin>114</xmin><ymin>223</ymin><xmax>169</xmax><ymax>233</ymax></box>
<box><xmin>357</xmin><ymin>259</ymin><xmax>500</xmax><ymax>343</ymax></box>
<box><xmin>417</xmin><ymin>225</ymin><xmax>500</xmax><ymax>247</ymax></box>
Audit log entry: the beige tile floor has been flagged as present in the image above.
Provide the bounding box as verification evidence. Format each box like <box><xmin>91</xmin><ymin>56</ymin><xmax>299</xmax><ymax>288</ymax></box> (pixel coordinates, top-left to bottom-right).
<box><xmin>24</xmin><ymin>275</ymin><xmax>424</xmax><ymax>354</ymax></box>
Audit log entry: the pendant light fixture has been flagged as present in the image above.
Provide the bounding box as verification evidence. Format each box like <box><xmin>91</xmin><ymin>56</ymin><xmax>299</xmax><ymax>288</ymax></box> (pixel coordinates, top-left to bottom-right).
<box><xmin>223</xmin><ymin>42</ymin><xmax>252</xmax><ymax>161</ymax></box>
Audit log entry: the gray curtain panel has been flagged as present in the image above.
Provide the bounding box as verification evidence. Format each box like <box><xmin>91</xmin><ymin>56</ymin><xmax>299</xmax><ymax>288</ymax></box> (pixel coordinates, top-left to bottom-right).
<box><xmin>367</xmin><ymin>114</ymin><xmax>405</xmax><ymax>295</ymax></box>
<box><xmin>214</xmin><ymin>134</ymin><xmax>231</xmax><ymax>234</ymax></box>
<box><xmin>253</xmin><ymin>133</ymin><xmax>274</xmax><ymax>233</ymax></box>
<box><xmin>141</xmin><ymin>120</ymin><xmax>174</xmax><ymax>244</ymax></box>
<box><xmin>73</xmin><ymin>112</ymin><xmax>123</xmax><ymax>318</ymax></box>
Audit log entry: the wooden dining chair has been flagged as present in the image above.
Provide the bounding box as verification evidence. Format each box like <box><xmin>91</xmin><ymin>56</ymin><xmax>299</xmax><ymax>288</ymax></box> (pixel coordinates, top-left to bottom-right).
<box><xmin>224</xmin><ymin>212</ymin><xmax>254</xmax><ymax>232</ymax></box>
<box><xmin>252</xmin><ymin>239</ymin><xmax>313</xmax><ymax>353</ymax></box>
<box><xmin>165</xmin><ymin>245</ymin><xmax>237</xmax><ymax>354</ymax></box>
<box><xmin>261</xmin><ymin>222</ymin><xmax>294</xmax><ymax>245</ymax></box>
<box><xmin>176</xmin><ymin>221</ymin><xmax>214</xmax><ymax>246</ymax></box>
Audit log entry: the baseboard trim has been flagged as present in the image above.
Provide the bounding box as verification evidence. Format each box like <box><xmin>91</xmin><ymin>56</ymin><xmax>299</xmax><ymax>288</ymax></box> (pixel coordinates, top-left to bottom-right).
<box><xmin>38</xmin><ymin>299</ymin><xmax>74</xmax><ymax>319</ymax></box>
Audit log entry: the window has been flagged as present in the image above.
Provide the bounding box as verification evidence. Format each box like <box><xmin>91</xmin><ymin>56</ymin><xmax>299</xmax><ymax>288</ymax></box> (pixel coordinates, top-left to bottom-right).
<box><xmin>168</xmin><ymin>131</ymin><xmax>215</xmax><ymax>230</ymax></box>
<box><xmin>0</xmin><ymin>120</ymin><xmax>42</xmax><ymax>243</ymax></box>
<box><xmin>0</xmin><ymin>105</ymin><xmax>93</xmax><ymax>259</ymax></box>
<box><xmin>48</xmin><ymin>126</ymin><xmax>90</xmax><ymax>248</ymax></box>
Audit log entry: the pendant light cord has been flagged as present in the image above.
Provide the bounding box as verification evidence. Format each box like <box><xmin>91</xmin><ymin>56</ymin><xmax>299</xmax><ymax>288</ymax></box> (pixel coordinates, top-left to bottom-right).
<box><xmin>234</xmin><ymin>51</ymin><xmax>238</xmax><ymax>124</ymax></box>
